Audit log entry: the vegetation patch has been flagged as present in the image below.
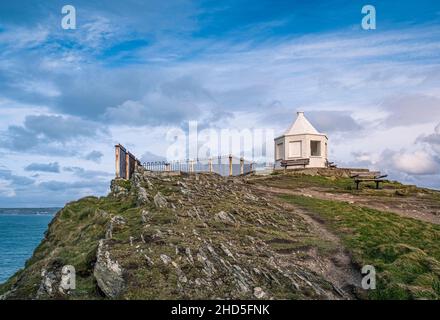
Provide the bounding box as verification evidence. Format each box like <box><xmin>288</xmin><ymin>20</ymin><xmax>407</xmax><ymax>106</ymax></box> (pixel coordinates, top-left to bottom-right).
<box><xmin>279</xmin><ymin>194</ymin><xmax>440</xmax><ymax>299</ymax></box>
<box><xmin>257</xmin><ymin>173</ymin><xmax>440</xmax><ymax>200</ymax></box>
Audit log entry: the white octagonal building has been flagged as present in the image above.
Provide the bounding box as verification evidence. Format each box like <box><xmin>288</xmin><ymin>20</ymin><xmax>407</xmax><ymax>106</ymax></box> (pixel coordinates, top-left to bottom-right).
<box><xmin>274</xmin><ymin>111</ymin><xmax>328</xmax><ymax>169</ymax></box>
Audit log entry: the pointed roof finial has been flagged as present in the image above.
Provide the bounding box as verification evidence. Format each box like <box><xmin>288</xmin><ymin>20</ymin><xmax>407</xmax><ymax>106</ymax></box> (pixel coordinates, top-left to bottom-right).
<box><xmin>285</xmin><ymin>111</ymin><xmax>320</xmax><ymax>135</ymax></box>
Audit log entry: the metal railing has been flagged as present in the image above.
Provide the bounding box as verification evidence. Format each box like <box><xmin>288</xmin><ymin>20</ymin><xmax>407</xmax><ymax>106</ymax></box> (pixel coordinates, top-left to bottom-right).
<box><xmin>116</xmin><ymin>144</ymin><xmax>255</xmax><ymax>179</ymax></box>
<box><xmin>143</xmin><ymin>155</ymin><xmax>254</xmax><ymax>176</ymax></box>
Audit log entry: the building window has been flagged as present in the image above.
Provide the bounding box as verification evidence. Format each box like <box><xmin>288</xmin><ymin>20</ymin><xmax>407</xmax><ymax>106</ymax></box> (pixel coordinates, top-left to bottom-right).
<box><xmin>288</xmin><ymin>141</ymin><xmax>302</xmax><ymax>158</ymax></box>
<box><xmin>276</xmin><ymin>143</ymin><xmax>283</xmax><ymax>160</ymax></box>
<box><xmin>310</xmin><ymin>140</ymin><xmax>321</xmax><ymax>156</ymax></box>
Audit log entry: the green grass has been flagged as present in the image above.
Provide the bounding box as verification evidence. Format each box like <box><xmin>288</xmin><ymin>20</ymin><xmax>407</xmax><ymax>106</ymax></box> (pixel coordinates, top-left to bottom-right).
<box><xmin>279</xmin><ymin>194</ymin><xmax>440</xmax><ymax>300</ymax></box>
<box><xmin>260</xmin><ymin>174</ymin><xmax>355</xmax><ymax>191</ymax></box>
<box><xmin>4</xmin><ymin>170</ymin><xmax>438</xmax><ymax>300</ymax></box>
<box><xmin>0</xmin><ymin>192</ymin><xmax>141</xmax><ymax>299</ymax></box>
<box><xmin>257</xmin><ymin>174</ymin><xmax>440</xmax><ymax>199</ymax></box>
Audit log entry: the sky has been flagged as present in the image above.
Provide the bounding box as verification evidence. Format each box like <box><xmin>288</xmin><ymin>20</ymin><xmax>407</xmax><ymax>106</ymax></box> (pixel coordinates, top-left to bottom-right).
<box><xmin>0</xmin><ymin>0</ymin><xmax>440</xmax><ymax>207</ymax></box>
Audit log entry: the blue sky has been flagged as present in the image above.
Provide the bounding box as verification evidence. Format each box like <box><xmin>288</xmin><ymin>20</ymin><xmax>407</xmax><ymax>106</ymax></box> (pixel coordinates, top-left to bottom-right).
<box><xmin>0</xmin><ymin>0</ymin><xmax>440</xmax><ymax>207</ymax></box>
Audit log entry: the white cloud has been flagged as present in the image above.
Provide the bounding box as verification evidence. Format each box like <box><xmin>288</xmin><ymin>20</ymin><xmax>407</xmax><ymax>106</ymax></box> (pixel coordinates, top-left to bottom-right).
<box><xmin>0</xmin><ymin>26</ymin><xmax>49</xmax><ymax>51</ymax></box>
<box><xmin>418</xmin><ymin>122</ymin><xmax>440</xmax><ymax>156</ymax></box>
<box><xmin>2</xmin><ymin>16</ymin><xmax>440</xmax><ymax>205</ymax></box>
<box><xmin>382</xmin><ymin>94</ymin><xmax>440</xmax><ymax>127</ymax></box>
<box><xmin>391</xmin><ymin>150</ymin><xmax>440</xmax><ymax>175</ymax></box>
<box><xmin>0</xmin><ymin>179</ymin><xmax>16</xmax><ymax>197</ymax></box>
<box><xmin>17</xmin><ymin>80</ymin><xmax>61</xmax><ymax>97</ymax></box>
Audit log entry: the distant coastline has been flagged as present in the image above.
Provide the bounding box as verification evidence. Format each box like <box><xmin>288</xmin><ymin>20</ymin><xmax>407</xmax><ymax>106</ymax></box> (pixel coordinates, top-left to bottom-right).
<box><xmin>0</xmin><ymin>208</ymin><xmax>60</xmax><ymax>215</ymax></box>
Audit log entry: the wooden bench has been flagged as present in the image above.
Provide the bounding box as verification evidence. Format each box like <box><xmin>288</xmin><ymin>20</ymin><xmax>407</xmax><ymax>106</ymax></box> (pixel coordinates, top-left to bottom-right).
<box><xmin>326</xmin><ymin>160</ymin><xmax>337</xmax><ymax>168</ymax></box>
<box><xmin>350</xmin><ymin>171</ymin><xmax>388</xmax><ymax>190</ymax></box>
<box><xmin>281</xmin><ymin>158</ymin><xmax>310</xmax><ymax>170</ymax></box>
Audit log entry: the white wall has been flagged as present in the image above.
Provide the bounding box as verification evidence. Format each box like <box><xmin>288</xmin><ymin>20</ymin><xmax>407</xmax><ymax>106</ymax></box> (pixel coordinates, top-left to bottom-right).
<box><xmin>274</xmin><ymin>133</ymin><xmax>328</xmax><ymax>168</ymax></box>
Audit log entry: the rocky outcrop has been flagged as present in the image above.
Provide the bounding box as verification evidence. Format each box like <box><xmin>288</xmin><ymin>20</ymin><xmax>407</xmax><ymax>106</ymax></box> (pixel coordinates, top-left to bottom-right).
<box><xmin>34</xmin><ymin>261</ymin><xmax>75</xmax><ymax>299</ymax></box>
<box><xmin>93</xmin><ymin>240</ymin><xmax>125</xmax><ymax>298</ymax></box>
<box><xmin>37</xmin><ymin>269</ymin><xmax>58</xmax><ymax>297</ymax></box>
<box><xmin>0</xmin><ymin>165</ymin><xmax>359</xmax><ymax>300</ymax></box>
<box><xmin>136</xmin><ymin>187</ymin><xmax>150</xmax><ymax>205</ymax></box>
<box><xmin>105</xmin><ymin>215</ymin><xmax>126</xmax><ymax>239</ymax></box>
<box><xmin>153</xmin><ymin>192</ymin><xmax>168</xmax><ymax>208</ymax></box>
<box><xmin>110</xmin><ymin>180</ymin><xmax>129</xmax><ymax>197</ymax></box>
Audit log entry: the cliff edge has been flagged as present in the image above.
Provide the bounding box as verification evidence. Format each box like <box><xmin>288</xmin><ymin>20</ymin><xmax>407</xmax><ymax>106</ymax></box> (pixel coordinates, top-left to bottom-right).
<box><xmin>1</xmin><ymin>167</ymin><xmax>440</xmax><ymax>299</ymax></box>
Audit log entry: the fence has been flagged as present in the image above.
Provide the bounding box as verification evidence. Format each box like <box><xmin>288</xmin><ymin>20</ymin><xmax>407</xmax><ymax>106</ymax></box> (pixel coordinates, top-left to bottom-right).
<box><xmin>143</xmin><ymin>155</ymin><xmax>254</xmax><ymax>176</ymax></box>
<box><xmin>115</xmin><ymin>144</ymin><xmax>254</xmax><ymax>179</ymax></box>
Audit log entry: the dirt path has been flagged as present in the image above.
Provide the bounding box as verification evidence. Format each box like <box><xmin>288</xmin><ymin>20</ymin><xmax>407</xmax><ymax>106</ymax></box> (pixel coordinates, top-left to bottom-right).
<box><xmin>252</xmin><ymin>187</ymin><xmax>363</xmax><ymax>299</ymax></box>
<box><xmin>253</xmin><ymin>185</ymin><xmax>440</xmax><ymax>225</ymax></box>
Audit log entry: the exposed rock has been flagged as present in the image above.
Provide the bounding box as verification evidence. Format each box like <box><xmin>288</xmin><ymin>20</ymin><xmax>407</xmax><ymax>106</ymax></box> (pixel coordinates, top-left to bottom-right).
<box><xmin>110</xmin><ymin>179</ymin><xmax>129</xmax><ymax>197</ymax></box>
<box><xmin>144</xmin><ymin>255</ymin><xmax>154</xmax><ymax>266</ymax></box>
<box><xmin>0</xmin><ymin>289</ymin><xmax>14</xmax><ymax>300</ymax></box>
<box><xmin>37</xmin><ymin>269</ymin><xmax>57</xmax><ymax>297</ymax></box>
<box><xmin>113</xmin><ymin>215</ymin><xmax>126</xmax><ymax>224</ymax></box>
<box><xmin>141</xmin><ymin>209</ymin><xmax>150</xmax><ymax>223</ymax></box>
<box><xmin>34</xmin><ymin>263</ymin><xmax>76</xmax><ymax>298</ymax></box>
<box><xmin>185</xmin><ymin>247</ymin><xmax>194</xmax><ymax>265</ymax></box>
<box><xmin>160</xmin><ymin>254</ymin><xmax>172</xmax><ymax>265</ymax></box>
<box><xmin>220</xmin><ymin>243</ymin><xmax>235</xmax><ymax>260</ymax></box>
<box><xmin>145</xmin><ymin>178</ymin><xmax>154</xmax><ymax>189</ymax></box>
<box><xmin>214</xmin><ymin>211</ymin><xmax>235</xmax><ymax>225</ymax></box>
<box><xmin>106</xmin><ymin>215</ymin><xmax>126</xmax><ymax>240</ymax></box>
<box><xmin>253</xmin><ymin>287</ymin><xmax>266</xmax><ymax>299</ymax></box>
<box><xmin>177</xmin><ymin>181</ymin><xmax>188</xmax><ymax>189</ymax></box>
<box><xmin>197</xmin><ymin>248</ymin><xmax>217</xmax><ymax>277</ymax></box>
<box><xmin>152</xmin><ymin>229</ymin><xmax>164</xmax><ymax>242</ymax></box>
<box><xmin>154</xmin><ymin>192</ymin><xmax>168</xmax><ymax>208</ymax></box>
<box><xmin>0</xmin><ymin>166</ymin><xmax>366</xmax><ymax>300</ymax></box>
<box><xmin>94</xmin><ymin>240</ymin><xmax>125</xmax><ymax>298</ymax></box>
<box><xmin>136</xmin><ymin>186</ymin><xmax>150</xmax><ymax>205</ymax></box>
<box><xmin>244</xmin><ymin>193</ymin><xmax>259</xmax><ymax>201</ymax></box>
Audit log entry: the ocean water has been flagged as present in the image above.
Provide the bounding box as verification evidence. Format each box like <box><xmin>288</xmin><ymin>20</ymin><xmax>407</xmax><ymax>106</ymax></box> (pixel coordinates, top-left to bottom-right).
<box><xmin>0</xmin><ymin>208</ymin><xmax>58</xmax><ymax>283</ymax></box>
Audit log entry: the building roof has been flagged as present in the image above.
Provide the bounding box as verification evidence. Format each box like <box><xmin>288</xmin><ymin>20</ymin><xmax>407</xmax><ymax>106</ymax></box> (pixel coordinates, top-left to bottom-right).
<box><xmin>284</xmin><ymin>111</ymin><xmax>321</xmax><ymax>135</ymax></box>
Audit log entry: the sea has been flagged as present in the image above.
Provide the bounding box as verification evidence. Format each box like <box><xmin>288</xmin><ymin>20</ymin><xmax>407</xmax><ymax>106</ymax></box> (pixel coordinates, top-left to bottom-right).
<box><xmin>0</xmin><ymin>208</ymin><xmax>59</xmax><ymax>284</ymax></box>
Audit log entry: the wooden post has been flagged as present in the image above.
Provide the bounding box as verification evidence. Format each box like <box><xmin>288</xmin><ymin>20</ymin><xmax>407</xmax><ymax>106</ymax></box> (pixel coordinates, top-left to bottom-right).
<box><xmin>218</xmin><ymin>156</ymin><xmax>221</xmax><ymax>175</ymax></box>
<box><xmin>115</xmin><ymin>145</ymin><xmax>121</xmax><ymax>178</ymax></box>
<box><xmin>240</xmin><ymin>157</ymin><xmax>244</xmax><ymax>175</ymax></box>
<box><xmin>125</xmin><ymin>152</ymin><xmax>130</xmax><ymax>180</ymax></box>
<box><xmin>229</xmin><ymin>155</ymin><xmax>233</xmax><ymax>176</ymax></box>
<box><xmin>208</xmin><ymin>158</ymin><xmax>213</xmax><ymax>173</ymax></box>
